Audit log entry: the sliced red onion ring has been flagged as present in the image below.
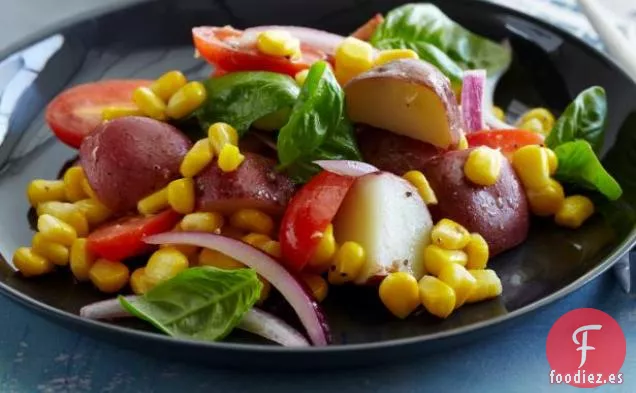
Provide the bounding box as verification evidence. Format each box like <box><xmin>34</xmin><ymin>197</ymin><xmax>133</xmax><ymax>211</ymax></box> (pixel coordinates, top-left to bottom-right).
<box><xmin>461</xmin><ymin>70</ymin><xmax>486</xmax><ymax>133</ymax></box>
<box><xmin>145</xmin><ymin>232</ymin><xmax>331</xmax><ymax>346</ymax></box>
<box><xmin>240</xmin><ymin>26</ymin><xmax>346</xmax><ymax>55</ymax></box>
<box><xmin>80</xmin><ymin>298</ymin><xmax>309</xmax><ymax>347</ymax></box>
<box><xmin>314</xmin><ymin>160</ymin><xmax>378</xmax><ymax>177</ymax></box>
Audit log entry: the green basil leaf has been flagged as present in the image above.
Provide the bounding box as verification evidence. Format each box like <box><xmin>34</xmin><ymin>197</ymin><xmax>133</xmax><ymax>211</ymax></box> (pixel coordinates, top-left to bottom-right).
<box><xmin>554</xmin><ymin>140</ymin><xmax>622</xmax><ymax>201</ymax></box>
<box><xmin>546</xmin><ymin>86</ymin><xmax>607</xmax><ymax>154</ymax></box>
<box><xmin>119</xmin><ymin>267</ymin><xmax>262</xmax><ymax>341</ymax></box>
<box><xmin>196</xmin><ymin>72</ymin><xmax>300</xmax><ymax>134</ymax></box>
<box><xmin>370</xmin><ymin>3</ymin><xmax>512</xmax><ymax>77</ymax></box>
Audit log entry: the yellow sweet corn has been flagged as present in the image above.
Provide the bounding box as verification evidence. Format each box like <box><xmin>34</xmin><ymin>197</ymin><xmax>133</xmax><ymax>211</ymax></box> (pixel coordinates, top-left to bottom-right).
<box><xmin>208</xmin><ymin>122</ymin><xmax>239</xmax><ymax>155</ymax></box>
<box><xmin>464</xmin><ymin>233</ymin><xmax>489</xmax><ymax>270</ymax></box>
<box><xmin>180</xmin><ymin>212</ymin><xmax>224</xmax><ymax>233</ymax></box>
<box><xmin>334</xmin><ymin>37</ymin><xmax>374</xmax><ymax>84</ymax></box>
<box><xmin>256</xmin><ymin>30</ymin><xmax>301</xmax><ymax>58</ymax></box>
<box><xmin>137</xmin><ymin>187</ymin><xmax>169</xmax><ymax>215</ymax></box>
<box><xmin>180</xmin><ymin>139</ymin><xmax>213</xmax><ymax>178</ymax></box>
<box><xmin>402</xmin><ymin>170</ymin><xmax>437</xmax><ymax>205</ymax></box>
<box><xmin>457</xmin><ymin>134</ymin><xmax>469</xmax><ymax>150</ymax></box>
<box><xmin>13</xmin><ymin>247</ymin><xmax>54</xmax><ymax>277</ymax></box>
<box><xmin>555</xmin><ymin>195</ymin><xmax>595</xmax><ymax>229</ymax></box>
<box><xmin>545</xmin><ymin>147</ymin><xmax>558</xmax><ymax>175</ymax></box>
<box><xmin>145</xmin><ymin>247</ymin><xmax>189</xmax><ymax>285</ymax></box>
<box><xmin>167</xmin><ymin>178</ymin><xmax>195</xmax><ymax>214</ymax></box>
<box><xmin>89</xmin><ymin>259</ymin><xmax>130</xmax><ymax>293</ymax></box>
<box><xmin>517</xmin><ymin>118</ymin><xmax>544</xmax><ymax>134</ymax></box>
<box><xmin>198</xmin><ymin>248</ymin><xmax>245</xmax><ymax>269</ymax></box>
<box><xmin>294</xmin><ymin>69</ymin><xmax>309</xmax><ymax>86</ymax></box>
<box><xmin>464</xmin><ymin>146</ymin><xmax>502</xmax><ymax>186</ymax></box>
<box><xmin>259</xmin><ymin>240</ymin><xmax>282</xmax><ymax>259</ymax></box>
<box><xmin>74</xmin><ymin>198</ymin><xmax>112</xmax><ymax>227</ymax></box>
<box><xmin>301</xmin><ymin>274</ymin><xmax>329</xmax><ymax>302</ymax></box>
<box><xmin>151</xmin><ymin>70</ymin><xmax>188</xmax><ymax>101</ymax></box>
<box><xmin>527</xmin><ymin>179</ymin><xmax>565</xmax><ymax>217</ymax></box>
<box><xmin>438</xmin><ymin>263</ymin><xmax>477</xmax><ymax>308</ymax></box>
<box><xmin>81</xmin><ymin>179</ymin><xmax>99</xmax><ymax>201</ymax></box>
<box><xmin>430</xmin><ymin>218</ymin><xmax>470</xmax><ymax>250</ymax></box>
<box><xmin>101</xmin><ymin>106</ymin><xmax>143</xmax><ymax>121</ymax></box>
<box><xmin>27</xmin><ymin>180</ymin><xmax>66</xmax><ymax>206</ymax></box>
<box><xmin>70</xmin><ymin>238</ymin><xmax>95</xmax><ymax>281</ymax></box>
<box><xmin>36</xmin><ymin>201</ymin><xmax>89</xmax><ymax>237</ymax></box>
<box><xmin>512</xmin><ymin>145</ymin><xmax>551</xmax><ymax>190</ymax></box>
<box><xmin>373</xmin><ymin>49</ymin><xmax>418</xmax><ymax>67</ymax></box>
<box><xmin>32</xmin><ymin>233</ymin><xmax>69</xmax><ymax>266</ymax></box>
<box><xmin>63</xmin><ymin>166</ymin><xmax>88</xmax><ymax>202</ymax></box>
<box><xmin>230</xmin><ymin>209</ymin><xmax>274</xmax><ymax>235</ymax></box>
<box><xmin>466</xmin><ymin>269</ymin><xmax>502</xmax><ymax>303</ymax></box>
<box><xmin>257</xmin><ymin>276</ymin><xmax>272</xmax><ymax>304</ymax></box>
<box><xmin>132</xmin><ymin>86</ymin><xmax>167</xmax><ymax>121</ymax></box>
<box><xmin>492</xmin><ymin>106</ymin><xmax>505</xmax><ymax>121</ymax></box>
<box><xmin>418</xmin><ymin>275</ymin><xmax>456</xmax><ymax>319</ymax></box>
<box><xmin>517</xmin><ymin>108</ymin><xmax>555</xmax><ymax>135</ymax></box>
<box><xmin>130</xmin><ymin>267</ymin><xmax>154</xmax><ymax>295</ymax></box>
<box><xmin>379</xmin><ymin>272</ymin><xmax>420</xmax><ymax>319</ymax></box>
<box><xmin>166</xmin><ymin>81</ymin><xmax>207</xmax><ymax>119</ymax></box>
<box><xmin>423</xmin><ymin>245</ymin><xmax>468</xmax><ymax>276</ymax></box>
<box><xmin>328</xmin><ymin>241</ymin><xmax>365</xmax><ymax>284</ymax></box>
<box><xmin>242</xmin><ymin>233</ymin><xmax>272</xmax><ymax>248</ymax></box>
<box><xmin>307</xmin><ymin>224</ymin><xmax>337</xmax><ymax>272</ymax></box>
<box><xmin>217</xmin><ymin>144</ymin><xmax>245</xmax><ymax>172</ymax></box>
<box><xmin>37</xmin><ymin>214</ymin><xmax>77</xmax><ymax>246</ymax></box>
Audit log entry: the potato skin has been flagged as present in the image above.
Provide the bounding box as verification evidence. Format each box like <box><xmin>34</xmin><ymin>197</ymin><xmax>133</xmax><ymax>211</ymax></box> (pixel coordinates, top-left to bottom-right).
<box><xmin>421</xmin><ymin>148</ymin><xmax>529</xmax><ymax>255</ymax></box>
<box><xmin>357</xmin><ymin>125</ymin><xmax>442</xmax><ymax>175</ymax></box>
<box><xmin>196</xmin><ymin>152</ymin><xmax>295</xmax><ymax>215</ymax></box>
<box><xmin>80</xmin><ymin>116</ymin><xmax>191</xmax><ymax>213</ymax></box>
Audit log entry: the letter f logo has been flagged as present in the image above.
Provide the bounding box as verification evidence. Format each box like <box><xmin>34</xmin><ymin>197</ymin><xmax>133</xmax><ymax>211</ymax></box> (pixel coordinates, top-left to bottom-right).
<box><xmin>572</xmin><ymin>324</ymin><xmax>602</xmax><ymax>368</ymax></box>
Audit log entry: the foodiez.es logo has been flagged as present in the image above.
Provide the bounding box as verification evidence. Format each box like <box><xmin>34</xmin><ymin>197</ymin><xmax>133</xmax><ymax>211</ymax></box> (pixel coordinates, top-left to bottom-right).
<box><xmin>546</xmin><ymin>308</ymin><xmax>626</xmax><ymax>388</ymax></box>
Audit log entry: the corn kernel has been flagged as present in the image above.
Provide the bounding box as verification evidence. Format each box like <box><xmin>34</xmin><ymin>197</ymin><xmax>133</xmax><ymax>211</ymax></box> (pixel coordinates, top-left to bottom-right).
<box><xmin>418</xmin><ymin>275</ymin><xmax>456</xmax><ymax>319</ymax></box>
<box><xmin>457</xmin><ymin>134</ymin><xmax>468</xmax><ymax>150</ymax></box>
<box><xmin>328</xmin><ymin>241</ymin><xmax>365</xmax><ymax>284</ymax></box>
<box><xmin>492</xmin><ymin>106</ymin><xmax>505</xmax><ymax>121</ymax></box>
<box><xmin>373</xmin><ymin>49</ymin><xmax>418</xmax><ymax>67</ymax></box>
<box><xmin>27</xmin><ymin>180</ymin><xmax>66</xmax><ymax>206</ymax></box>
<box><xmin>130</xmin><ymin>267</ymin><xmax>154</xmax><ymax>295</ymax></box>
<box><xmin>464</xmin><ymin>233</ymin><xmax>489</xmax><ymax>270</ymax></box>
<box><xmin>301</xmin><ymin>274</ymin><xmax>329</xmax><ymax>302</ymax></box>
<box><xmin>294</xmin><ymin>69</ymin><xmax>309</xmax><ymax>86</ymax></box>
<box><xmin>13</xmin><ymin>247</ymin><xmax>54</xmax><ymax>277</ymax></box>
<box><xmin>101</xmin><ymin>106</ymin><xmax>143</xmax><ymax>121</ymax></box>
<box><xmin>379</xmin><ymin>272</ymin><xmax>420</xmax><ymax>319</ymax></box>
<box><xmin>242</xmin><ymin>233</ymin><xmax>272</xmax><ymax>248</ymax></box>
<box><xmin>89</xmin><ymin>259</ymin><xmax>130</xmax><ymax>293</ymax></box>
<box><xmin>63</xmin><ymin>167</ymin><xmax>88</xmax><ymax>202</ymax></box>
<box><xmin>145</xmin><ymin>247</ymin><xmax>189</xmax><ymax>285</ymax></box>
<box><xmin>208</xmin><ymin>122</ymin><xmax>239</xmax><ymax>155</ymax></box>
<box><xmin>430</xmin><ymin>218</ymin><xmax>470</xmax><ymax>250</ymax></box>
<box><xmin>438</xmin><ymin>263</ymin><xmax>477</xmax><ymax>308</ymax></box>
<box><xmin>464</xmin><ymin>146</ymin><xmax>502</xmax><ymax>186</ymax></box>
<box><xmin>512</xmin><ymin>145</ymin><xmax>551</xmax><ymax>190</ymax></box>
<box><xmin>257</xmin><ymin>276</ymin><xmax>272</xmax><ymax>304</ymax></box>
<box><xmin>181</xmin><ymin>212</ymin><xmax>224</xmax><ymax>233</ymax></box>
<box><xmin>256</xmin><ymin>30</ymin><xmax>301</xmax><ymax>58</ymax></box>
<box><xmin>307</xmin><ymin>224</ymin><xmax>337</xmax><ymax>272</ymax></box>
<box><xmin>167</xmin><ymin>178</ymin><xmax>195</xmax><ymax>214</ymax></box>
<box><xmin>166</xmin><ymin>81</ymin><xmax>207</xmax><ymax>120</ymax></box>
<box><xmin>137</xmin><ymin>187</ymin><xmax>169</xmax><ymax>215</ymax></box>
<box><xmin>132</xmin><ymin>86</ymin><xmax>167</xmax><ymax>121</ymax></box>
<box><xmin>37</xmin><ymin>214</ymin><xmax>77</xmax><ymax>246</ymax></box>
<box><xmin>198</xmin><ymin>248</ymin><xmax>245</xmax><ymax>269</ymax></box>
<box><xmin>180</xmin><ymin>139</ymin><xmax>213</xmax><ymax>178</ymax></box>
<box><xmin>517</xmin><ymin>108</ymin><xmax>555</xmax><ymax>135</ymax></box>
<box><xmin>466</xmin><ymin>269</ymin><xmax>502</xmax><ymax>303</ymax></box>
<box><xmin>555</xmin><ymin>195</ymin><xmax>595</xmax><ymax>229</ymax></box>
<box><xmin>151</xmin><ymin>70</ymin><xmax>188</xmax><ymax>101</ymax></box>
<box><xmin>423</xmin><ymin>245</ymin><xmax>468</xmax><ymax>276</ymax></box>
<box><xmin>32</xmin><ymin>233</ymin><xmax>69</xmax><ymax>266</ymax></box>
<box><xmin>403</xmin><ymin>170</ymin><xmax>437</xmax><ymax>205</ymax></box>
<box><xmin>335</xmin><ymin>37</ymin><xmax>374</xmax><ymax>84</ymax></box>
<box><xmin>70</xmin><ymin>238</ymin><xmax>95</xmax><ymax>281</ymax></box>
<box><xmin>259</xmin><ymin>240</ymin><xmax>282</xmax><ymax>259</ymax></box>
<box><xmin>545</xmin><ymin>147</ymin><xmax>558</xmax><ymax>175</ymax></box>
<box><xmin>37</xmin><ymin>201</ymin><xmax>89</xmax><ymax>237</ymax></box>
<box><xmin>230</xmin><ymin>209</ymin><xmax>274</xmax><ymax>235</ymax></box>
<box><xmin>217</xmin><ymin>144</ymin><xmax>245</xmax><ymax>172</ymax></box>
<box><xmin>81</xmin><ymin>179</ymin><xmax>99</xmax><ymax>201</ymax></box>
<box><xmin>527</xmin><ymin>179</ymin><xmax>565</xmax><ymax>217</ymax></box>
<box><xmin>74</xmin><ymin>199</ymin><xmax>112</xmax><ymax>227</ymax></box>
<box><xmin>518</xmin><ymin>118</ymin><xmax>544</xmax><ymax>134</ymax></box>
<box><xmin>159</xmin><ymin>242</ymin><xmax>200</xmax><ymax>259</ymax></box>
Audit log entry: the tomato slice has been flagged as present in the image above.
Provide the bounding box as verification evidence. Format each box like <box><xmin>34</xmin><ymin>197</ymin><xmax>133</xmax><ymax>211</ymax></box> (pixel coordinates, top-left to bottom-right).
<box><xmin>87</xmin><ymin>210</ymin><xmax>182</xmax><ymax>261</ymax></box>
<box><xmin>192</xmin><ymin>27</ymin><xmax>327</xmax><ymax>77</ymax></box>
<box><xmin>466</xmin><ymin>130</ymin><xmax>545</xmax><ymax>156</ymax></box>
<box><xmin>45</xmin><ymin>79</ymin><xmax>151</xmax><ymax>149</ymax></box>
<box><xmin>351</xmin><ymin>14</ymin><xmax>384</xmax><ymax>41</ymax></box>
<box><xmin>279</xmin><ymin>171</ymin><xmax>356</xmax><ymax>272</ymax></box>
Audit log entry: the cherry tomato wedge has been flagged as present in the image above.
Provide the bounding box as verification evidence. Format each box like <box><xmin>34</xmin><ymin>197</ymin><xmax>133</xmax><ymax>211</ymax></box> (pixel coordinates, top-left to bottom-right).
<box><xmin>192</xmin><ymin>27</ymin><xmax>327</xmax><ymax>77</ymax></box>
<box><xmin>279</xmin><ymin>171</ymin><xmax>356</xmax><ymax>272</ymax></box>
<box><xmin>87</xmin><ymin>210</ymin><xmax>181</xmax><ymax>261</ymax></box>
<box><xmin>45</xmin><ymin>79</ymin><xmax>151</xmax><ymax>148</ymax></box>
<box><xmin>466</xmin><ymin>130</ymin><xmax>545</xmax><ymax>156</ymax></box>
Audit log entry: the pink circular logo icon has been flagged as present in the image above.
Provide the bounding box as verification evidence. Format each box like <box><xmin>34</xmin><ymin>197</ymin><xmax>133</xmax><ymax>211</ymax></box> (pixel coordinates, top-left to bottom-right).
<box><xmin>546</xmin><ymin>308</ymin><xmax>626</xmax><ymax>388</ymax></box>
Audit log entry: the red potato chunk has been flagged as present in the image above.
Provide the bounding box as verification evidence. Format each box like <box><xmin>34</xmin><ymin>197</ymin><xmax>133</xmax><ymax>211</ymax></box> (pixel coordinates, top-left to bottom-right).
<box><xmin>196</xmin><ymin>152</ymin><xmax>295</xmax><ymax>215</ymax></box>
<box><xmin>421</xmin><ymin>148</ymin><xmax>530</xmax><ymax>256</ymax></box>
<box><xmin>80</xmin><ymin>116</ymin><xmax>192</xmax><ymax>213</ymax></box>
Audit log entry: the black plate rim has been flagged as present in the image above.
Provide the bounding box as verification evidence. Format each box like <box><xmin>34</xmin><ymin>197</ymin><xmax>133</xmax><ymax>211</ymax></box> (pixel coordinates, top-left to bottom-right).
<box><xmin>0</xmin><ymin>0</ymin><xmax>635</xmax><ymax>354</ymax></box>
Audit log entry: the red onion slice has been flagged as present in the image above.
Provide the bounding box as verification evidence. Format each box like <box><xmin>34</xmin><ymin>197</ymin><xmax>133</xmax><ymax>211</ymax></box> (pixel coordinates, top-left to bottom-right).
<box><xmin>314</xmin><ymin>160</ymin><xmax>378</xmax><ymax>177</ymax></box>
<box><xmin>145</xmin><ymin>232</ymin><xmax>331</xmax><ymax>346</ymax></box>
<box><xmin>461</xmin><ymin>70</ymin><xmax>487</xmax><ymax>133</ymax></box>
<box><xmin>80</xmin><ymin>298</ymin><xmax>310</xmax><ymax>347</ymax></box>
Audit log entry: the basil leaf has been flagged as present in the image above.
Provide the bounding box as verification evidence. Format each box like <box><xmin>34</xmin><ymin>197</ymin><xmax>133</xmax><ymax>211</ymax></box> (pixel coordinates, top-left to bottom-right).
<box><xmin>277</xmin><ymin>61</ymin><xmax>361</xmax><ymax>182</ymax></box>
<box><xmin>370</xmin><ymin>4</ymin><xmax>512</xmax><ymax>78</ymax></box>
<box><xmin>119</xmin><ymin>267</ymin><xmax>262</xmax><ymax>341</ymax></box>
<box><xmin>196</xmin><ymin>72</ymin><xmax>300</xmax><ymax>134</ymax></box>
<box><xmin>546</xmin><ymin>86</ymin><xmax>607</xmax><ymax>154</ymax></box>
<box><xmin>554</xmin><ymin>140</ymin><xmax>622</xmax><ymax>201</ymax></box>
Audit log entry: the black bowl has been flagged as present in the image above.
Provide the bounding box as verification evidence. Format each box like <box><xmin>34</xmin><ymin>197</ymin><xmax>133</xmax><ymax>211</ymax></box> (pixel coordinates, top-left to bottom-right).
<box><xmin>0</xmin><ymin>0</ymin><xmax>635</xmax><ymax>369</ymax></box>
